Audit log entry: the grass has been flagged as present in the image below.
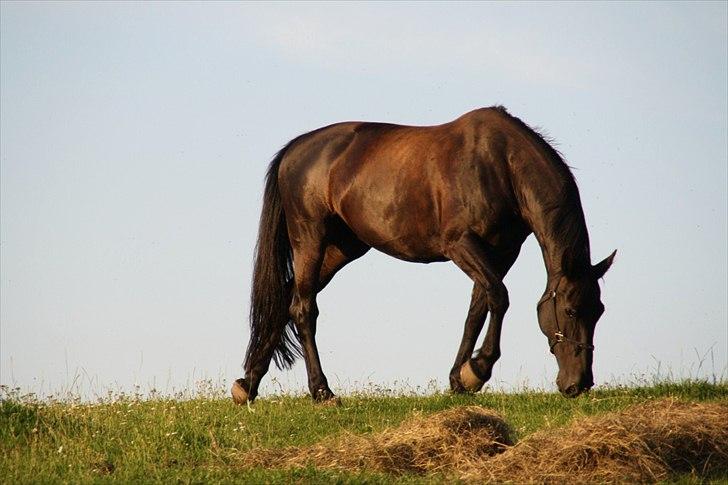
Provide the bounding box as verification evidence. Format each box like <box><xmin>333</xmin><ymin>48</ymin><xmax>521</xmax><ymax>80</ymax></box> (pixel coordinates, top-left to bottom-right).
<box><xmin>1</xmin><ymin>380</ymin><xmax>726</xmax><ymax>484</ymax></box>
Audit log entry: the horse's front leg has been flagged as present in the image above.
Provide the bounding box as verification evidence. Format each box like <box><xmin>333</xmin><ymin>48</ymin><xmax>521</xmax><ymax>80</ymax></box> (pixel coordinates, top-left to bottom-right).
<box><xmin>462</xmin><ymin>296</ymin><xmax>508</xmax><ymax>391</ymax></box>
<box><xmin>446</xmin><ymin>232</ymin><xmax>509</xmax><ymax>392</ymax></box>
<box><xmin>449</xmin><ymin>284</ymin><xmax>488</xmax><ymax>392</ymax></box>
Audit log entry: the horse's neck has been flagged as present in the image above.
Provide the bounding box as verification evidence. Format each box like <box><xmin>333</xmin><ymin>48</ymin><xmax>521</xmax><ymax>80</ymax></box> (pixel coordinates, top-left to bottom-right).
<box><xmin>517</xmin><ymin>156</ymin><xmax>591</xmax><ymax>283</ymax></box>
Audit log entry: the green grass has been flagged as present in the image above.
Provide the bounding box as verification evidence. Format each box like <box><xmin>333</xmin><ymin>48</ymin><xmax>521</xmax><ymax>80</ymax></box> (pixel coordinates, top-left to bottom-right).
<box><xmin>1</xmin><ymin>380</ymin><xmax>726</xmax><ymax>484</ymax></box>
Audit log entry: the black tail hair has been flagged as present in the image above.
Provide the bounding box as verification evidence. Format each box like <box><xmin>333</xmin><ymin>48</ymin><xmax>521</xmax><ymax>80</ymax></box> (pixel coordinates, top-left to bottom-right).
<box><xmin>244</xmin><ymin>141</ymin><xmax>302</xmax><ymax>371</ymax></box>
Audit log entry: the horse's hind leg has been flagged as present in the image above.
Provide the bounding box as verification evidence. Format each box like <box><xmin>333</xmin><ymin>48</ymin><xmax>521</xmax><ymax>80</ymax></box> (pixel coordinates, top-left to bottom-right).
<box><xmin>235</xmin><ymin>280</ymin><xmax>293</xmax><ymax>403</ymax></box>
<box><xmin>317</xmin><ymin>221</ymin><xmax>370</xmax><ymax>292</ymax></box>
<box><xmin>290</xmin><ymin>222</ymin><xmax>369</xmax><ymax>402</ymax></box>
<box><xmin>289</xmin><ymin>234</ymin><xmax>332</xmax><ymax>401</ymax></box>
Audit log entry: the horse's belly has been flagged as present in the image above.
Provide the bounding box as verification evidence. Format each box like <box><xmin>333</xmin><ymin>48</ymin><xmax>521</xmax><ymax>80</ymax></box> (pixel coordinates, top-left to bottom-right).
<box><xmin>370</xmin><ymin>239</ymin><xmax>448</xmax><ymax>264</ymax></box>
<box><xmin>335</xmin><ymin>186</ymin><xmax>447</xmax><ymax>263</ymax></box>
<box><xmin>342</xmin><ymin>214</ymin><xmax>447</xmax><ymax>263</ymax></box>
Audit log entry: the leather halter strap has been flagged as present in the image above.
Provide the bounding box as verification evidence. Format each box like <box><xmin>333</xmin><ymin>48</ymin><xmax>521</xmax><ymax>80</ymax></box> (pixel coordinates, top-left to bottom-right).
<box><xmin>540</xmin><ymin>279</ymin><xmax>595</xmax><ymax>354</ymax></box>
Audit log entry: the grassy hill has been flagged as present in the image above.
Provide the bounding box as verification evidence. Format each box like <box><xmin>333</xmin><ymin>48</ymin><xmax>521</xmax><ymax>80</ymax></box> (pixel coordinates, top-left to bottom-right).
<box><xmin>2</xmin><ymin>380</ymin><xmax>726</xmax><ymax>483</ymax></box>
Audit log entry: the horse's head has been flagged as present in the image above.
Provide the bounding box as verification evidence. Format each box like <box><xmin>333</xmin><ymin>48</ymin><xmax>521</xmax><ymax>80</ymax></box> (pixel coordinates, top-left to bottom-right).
<box><xmin>537</xmin><ymin>250</ymin><xmax>616</xmax><ymax>398</ymax></box>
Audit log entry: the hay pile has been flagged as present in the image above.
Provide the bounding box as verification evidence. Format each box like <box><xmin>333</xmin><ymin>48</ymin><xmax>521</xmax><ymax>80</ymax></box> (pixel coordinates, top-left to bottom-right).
<box><xmin>463</xmin><ymin>398</ymin><xmax>728</xmax><ymax>483</ymax></box>
<box><xmin>241</xmin><ymin>398</ymin><xmax>728</xmax><ymax>483</ymax></box>
<box><xmin>241</xmin><ymin>406</ymin><xmax>513</xmax><ymax>474</ymax></box>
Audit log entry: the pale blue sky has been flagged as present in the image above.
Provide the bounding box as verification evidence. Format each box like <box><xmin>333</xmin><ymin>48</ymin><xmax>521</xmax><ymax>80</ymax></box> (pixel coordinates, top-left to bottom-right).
<box><xmin>1</xmin><ymin>2</ymin><xmax>726</xmax><ymax>398</ymax></box>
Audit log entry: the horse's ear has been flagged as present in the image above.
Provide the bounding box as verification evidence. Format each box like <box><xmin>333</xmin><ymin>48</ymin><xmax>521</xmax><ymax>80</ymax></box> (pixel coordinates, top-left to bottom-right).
<box><xmin>592</xmin><ymin>250</ymin><xmax>617</xmax><ymax>279</ymax></box>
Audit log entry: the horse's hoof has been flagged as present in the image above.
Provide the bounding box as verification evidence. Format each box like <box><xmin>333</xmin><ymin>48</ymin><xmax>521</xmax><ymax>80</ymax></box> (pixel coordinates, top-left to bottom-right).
<box><xmin>231</xmin><ymin>378</ymin><xmax>250</xmax><ymax>405</ymax></box>
<box><xmin>314</xmin><ymin>396</ymin><xmax>341</xmax><ymax>408</ymax></box>
<box><xmin>449</xmin><ymin>371</ymin><xmax>467</xmax><ymax>393</ymax></box>
<box><xmin>459</xmin><ymin>360</ymin><xmax>485</xmax><ymax>392</ymax></box>
<box><xmin>319</xmin><ymin>396</ymin><xmax>342</xmax><ymax>407</ymax></box>
<box><xmin>312</xmin><ymin>388</ymin><xmax>339</xmax><ymax>405</ymax></box>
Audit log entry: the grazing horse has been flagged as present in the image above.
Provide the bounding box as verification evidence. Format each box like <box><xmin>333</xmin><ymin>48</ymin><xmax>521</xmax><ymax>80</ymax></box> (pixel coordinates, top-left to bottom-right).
<box><xmin>232</xmin><ymin>106</ymin><xmax>615</xmax><ymax>404</ymax></box>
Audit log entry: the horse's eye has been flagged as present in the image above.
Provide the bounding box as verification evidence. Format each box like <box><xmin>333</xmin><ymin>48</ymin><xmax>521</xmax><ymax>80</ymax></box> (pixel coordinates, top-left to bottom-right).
<box><xmin>565</xmin><ymin>308</ymin><xmax>577</xmax><ymax>318</ymax></box>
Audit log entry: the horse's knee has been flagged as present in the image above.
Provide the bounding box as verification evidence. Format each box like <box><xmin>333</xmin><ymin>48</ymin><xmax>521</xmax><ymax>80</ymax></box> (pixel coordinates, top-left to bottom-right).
<box><xmin>487</xmin><ymin>284</ymin><xmax>509</xmax><ymax>314</ymax></box>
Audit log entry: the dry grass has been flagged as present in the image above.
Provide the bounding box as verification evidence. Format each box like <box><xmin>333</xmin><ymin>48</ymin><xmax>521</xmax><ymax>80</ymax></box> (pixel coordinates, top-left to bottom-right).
<box><xmin>465</xmin><ymin>398</ymin><xmax>728</xmax><ymax>483</ymax></box>
<box><xmin>241</xmin><ymin>398</ymin><xmax>728</xmax><ymax>483</ymax></box>
<box><xmin>242</xmin><ymin>405</ymin><xmax>513</xmax><ymax>474</ymax></box>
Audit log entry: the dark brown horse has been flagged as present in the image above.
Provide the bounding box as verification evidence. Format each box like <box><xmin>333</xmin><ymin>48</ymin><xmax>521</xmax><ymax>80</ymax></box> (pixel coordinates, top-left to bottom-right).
<box><xmin>232</xmin><ymin>106</ymin><xmax>615</xmax><ymax>404</ymax></box>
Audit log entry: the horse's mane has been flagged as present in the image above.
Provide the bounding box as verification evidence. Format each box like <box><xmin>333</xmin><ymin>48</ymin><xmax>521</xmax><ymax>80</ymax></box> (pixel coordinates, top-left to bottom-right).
<box><xmin>493</xmin><ymin>105</ymin><xmax>592</xmax><ymax>277</ymax></box>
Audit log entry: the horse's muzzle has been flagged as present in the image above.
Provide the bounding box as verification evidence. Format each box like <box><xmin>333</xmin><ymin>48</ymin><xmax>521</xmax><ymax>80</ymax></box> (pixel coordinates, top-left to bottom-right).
<box><xmin>560</xmin><ymin>381</ymin><xmax>593</xmax><ymax>398</ymax></box>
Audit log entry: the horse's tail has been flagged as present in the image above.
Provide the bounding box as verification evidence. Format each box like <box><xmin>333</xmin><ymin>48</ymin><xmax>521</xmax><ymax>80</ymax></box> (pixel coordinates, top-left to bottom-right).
<box><xmin>245</xmin><ymin>143</ymin><xmax>302</xmax><ymax>371</ymax></box>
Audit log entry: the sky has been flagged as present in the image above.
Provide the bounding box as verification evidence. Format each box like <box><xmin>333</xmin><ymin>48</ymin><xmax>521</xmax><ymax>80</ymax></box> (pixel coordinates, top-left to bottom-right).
<box><xmin>1</xmin><ymin>2</ymin><xmax>726</xmax><ymax>399</ymax></box>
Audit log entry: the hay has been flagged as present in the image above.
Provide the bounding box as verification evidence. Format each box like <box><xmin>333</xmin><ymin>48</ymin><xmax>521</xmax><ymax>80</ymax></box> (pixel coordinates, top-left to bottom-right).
<box><xmin>241</xmin><ymin>398</ymin><xmax>728</xmax><ymax>483</ymax></box>
<box><xmin>464</xmin><ymin>398</ymin><xmax>728</xmax><ymax>484</ymax></box>
<box><xmin>241</xmin><ymin>406</ymin><xmax>513</xmax><ymax>474</ymax></box>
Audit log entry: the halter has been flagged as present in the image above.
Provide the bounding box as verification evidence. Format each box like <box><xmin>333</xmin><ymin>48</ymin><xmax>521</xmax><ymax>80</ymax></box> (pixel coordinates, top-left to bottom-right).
<box><xmin>541</xmin><ymin>280</ymin><xmax>595</xmax><ymax>354</ymax></box>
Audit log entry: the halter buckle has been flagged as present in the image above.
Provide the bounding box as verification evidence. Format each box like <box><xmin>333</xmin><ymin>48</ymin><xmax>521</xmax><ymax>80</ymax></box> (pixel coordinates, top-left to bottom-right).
<box><xmin>549</xmin><ymin>331</ymin><xmax>564</xmax><ymax>354</ymax></box>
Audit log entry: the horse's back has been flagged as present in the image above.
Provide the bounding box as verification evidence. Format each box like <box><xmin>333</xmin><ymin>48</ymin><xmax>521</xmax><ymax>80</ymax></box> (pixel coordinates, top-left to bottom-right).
<box><xmin>277</xmin><ymin>108</ymin><xmax>522</xmax><ymax>260</ymax></box>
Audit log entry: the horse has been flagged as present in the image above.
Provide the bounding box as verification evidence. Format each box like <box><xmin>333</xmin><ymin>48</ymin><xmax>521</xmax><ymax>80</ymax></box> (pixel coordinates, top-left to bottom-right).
<box><xmin>232</xmin><ymin>106</ymin><xmax>615</xmax><ymax>404</ymax></box>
